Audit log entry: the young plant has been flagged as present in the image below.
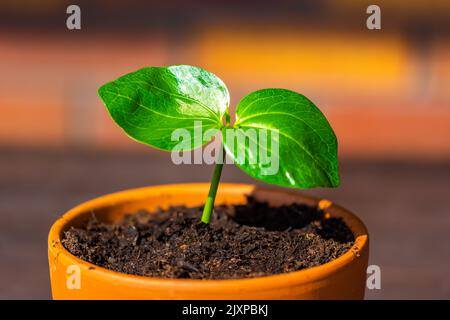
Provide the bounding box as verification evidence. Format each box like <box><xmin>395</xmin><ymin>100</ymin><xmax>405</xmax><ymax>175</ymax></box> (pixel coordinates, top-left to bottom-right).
<box><xmin>98</xmin><ymin>65</ymin><xmax>339</xmax><ymax>224</ymax></box>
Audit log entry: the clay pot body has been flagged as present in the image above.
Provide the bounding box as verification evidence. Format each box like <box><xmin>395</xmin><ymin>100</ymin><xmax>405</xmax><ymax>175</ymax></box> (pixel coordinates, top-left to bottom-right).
<box><xmin>48</xmin><ymin>183</ymin><xmax>369</xmax><ymax>299</ymax></box>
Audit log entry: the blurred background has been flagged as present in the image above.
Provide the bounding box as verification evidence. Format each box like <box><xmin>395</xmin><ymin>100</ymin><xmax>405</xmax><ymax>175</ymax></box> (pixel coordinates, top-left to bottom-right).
<box><xmin>0</xmin><ymin>0</ymin><xmax>449</xmax><ymax>299</ymax></box>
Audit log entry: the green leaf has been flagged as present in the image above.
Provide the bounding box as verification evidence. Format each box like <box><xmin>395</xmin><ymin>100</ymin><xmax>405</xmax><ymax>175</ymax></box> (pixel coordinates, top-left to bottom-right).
<box><xmin>223</xmin><ymin>88</ymin><xmax>339</xmax><ymax>188</ymax></box>
<box><xmin>98</xmin><ymin>65</ymin><xmax>228</xmax><ymax>151</ymax></box>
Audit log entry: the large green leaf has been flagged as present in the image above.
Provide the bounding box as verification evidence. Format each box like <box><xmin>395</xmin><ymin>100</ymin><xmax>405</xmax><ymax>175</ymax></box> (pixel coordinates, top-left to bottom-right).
<box><xmin>98</xmin><ymin>65</ymin><xmax>228</xmax><ymax>151</ymax></box>
<box><xmin>223</xmin><ymin>88</ymin><xmax>339</xmax><ymax>188</ymax></box>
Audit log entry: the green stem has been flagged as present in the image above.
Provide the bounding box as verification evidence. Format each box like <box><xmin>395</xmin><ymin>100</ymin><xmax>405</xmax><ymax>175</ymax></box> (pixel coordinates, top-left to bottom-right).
<box><xmin>201</xmin><ymin>145</ymin><xmax>224</xmax><ymax>224</ymax></box>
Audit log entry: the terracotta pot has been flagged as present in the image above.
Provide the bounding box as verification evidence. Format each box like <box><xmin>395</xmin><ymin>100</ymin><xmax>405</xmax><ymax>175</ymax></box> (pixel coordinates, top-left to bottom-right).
<box><xmin>48</xmin><ymin>183</ymin><xmax>369</xmax><ymax>299</ymax></box>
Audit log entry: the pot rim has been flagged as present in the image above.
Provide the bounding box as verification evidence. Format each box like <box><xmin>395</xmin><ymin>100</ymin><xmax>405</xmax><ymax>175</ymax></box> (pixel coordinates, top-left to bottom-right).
<box><xmin>48</xmin><ymin>183</ymin><xmax>369</xmax><ymax>291</ymax></box>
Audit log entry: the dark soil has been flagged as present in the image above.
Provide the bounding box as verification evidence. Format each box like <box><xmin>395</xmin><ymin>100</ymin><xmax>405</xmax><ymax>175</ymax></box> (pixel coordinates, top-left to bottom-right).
<box><xmin>62</xmin><ymin>197</ymin><xmax>354</xmax><ymax>279</ymax></box>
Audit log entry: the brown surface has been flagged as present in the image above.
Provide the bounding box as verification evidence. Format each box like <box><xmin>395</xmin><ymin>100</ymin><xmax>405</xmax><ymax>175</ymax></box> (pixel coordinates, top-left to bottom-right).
<box><xmin>0</xmin><ymin>147</ymin><xmax>450</xmax><ymax>299</ymax></box>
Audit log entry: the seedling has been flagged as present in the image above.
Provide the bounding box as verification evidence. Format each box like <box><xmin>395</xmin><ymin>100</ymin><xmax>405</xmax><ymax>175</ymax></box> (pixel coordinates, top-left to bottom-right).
<box><xmin>98</xmin><ymin>65</ymin><xmax>339</xmax><ymax>224</ymax></box>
